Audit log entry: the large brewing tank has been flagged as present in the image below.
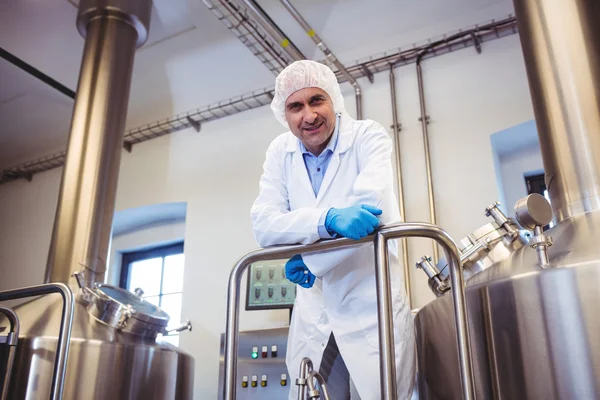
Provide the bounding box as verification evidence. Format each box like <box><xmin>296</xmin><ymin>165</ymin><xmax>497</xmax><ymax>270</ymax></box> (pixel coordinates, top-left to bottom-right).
<box><xmin>0</xmin><ymin>0</ymin><xmax>194</xmax><ymax>398</ymax></box>
<box><xmin>414</xmin><ymin>0</ymin><xmax>600</xmax><ymax>398</ymax></box>
<box><xmin>2</xmin><ymin>283</ymin><xmax>194</xmax><ymax>399</ymax></box>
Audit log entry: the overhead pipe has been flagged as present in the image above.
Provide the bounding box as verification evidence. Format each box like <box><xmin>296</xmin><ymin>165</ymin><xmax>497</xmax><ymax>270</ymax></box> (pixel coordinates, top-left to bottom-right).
<box><xmin>0</xmin><ymin>47</ymin><xmax>75</xmax><ymax>99</ymax></box>
<box><xmin>237</xmin><ymin>0</ymin><xmax>306</xmax><ymax>62</ymax></box>
<box><xmin>278</xmin><ymin>0</ymin><xmax>363</xmax><ymax>119</ymax></box>
<box><xmin>45</xmin><ymin>0</ymin><xmax>152</xmax><ymax>287</ymax></box>
<box><xmin>415</xmin><ymin>57</ymin><xmax>439</xmax><ymax>263</ymax></box>
<box><xmin>389</xmin><ymin>65</ymin><xmax>412</xmax><ymax>308</ymax></box>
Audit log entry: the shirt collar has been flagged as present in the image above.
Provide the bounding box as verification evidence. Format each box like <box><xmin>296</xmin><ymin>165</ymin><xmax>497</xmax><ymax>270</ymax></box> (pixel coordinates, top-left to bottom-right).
<box><xmin>300</xmin><ymin>113</ymin><xmax>341</xmax><ymax>156</ymax></box>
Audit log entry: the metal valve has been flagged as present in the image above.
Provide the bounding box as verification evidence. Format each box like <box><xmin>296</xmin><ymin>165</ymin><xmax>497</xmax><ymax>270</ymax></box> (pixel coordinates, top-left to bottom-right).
<box><xmin>514</xmin><ymin>194</ymin><xmax>554</xmax><ymax>267</ymax></box>
<box><xmin>485</xmin><ymin>201</ymin><xmax>519</xmax><ymax>238</ymax></box>
<box><xmin>416</xmin><ymin>256</ymin><xmax>450</xmax><ymax>297</ymax></box>
<box><xmin>164</xmin><ymin>320</ymin><xmax>192</xmax><ymax>335</ymax></box>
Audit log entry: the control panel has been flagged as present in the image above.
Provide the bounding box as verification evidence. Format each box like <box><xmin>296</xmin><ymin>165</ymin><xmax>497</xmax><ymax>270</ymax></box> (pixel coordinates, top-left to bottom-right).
<box><xmin>246</xmin><ymin>259</ymin><xmax>296</xmax><ymax>310</ymax></box>
<box><xmin>218</xmin><ymin>327</ymin><xmax>290</xmax><ymax>399</ymax></box>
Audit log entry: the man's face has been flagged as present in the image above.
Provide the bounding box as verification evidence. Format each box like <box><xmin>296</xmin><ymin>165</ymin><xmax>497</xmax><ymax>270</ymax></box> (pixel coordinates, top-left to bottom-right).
<box><xmin>284</xmin><ymin>87</ymin><xmax>336</xmax><ymax>156</ymax></box>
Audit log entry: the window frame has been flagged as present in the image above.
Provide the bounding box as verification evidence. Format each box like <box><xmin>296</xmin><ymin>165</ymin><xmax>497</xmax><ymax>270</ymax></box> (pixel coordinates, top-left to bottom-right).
<box><xmin>525</xmin><ymin>173</ymin><xmax>547</xmax><ymax>197</ymax></box>
<box><xmin>119</xmin><ymin>241</ymin><xmax>184</xmax><ymax>297</ymax></box>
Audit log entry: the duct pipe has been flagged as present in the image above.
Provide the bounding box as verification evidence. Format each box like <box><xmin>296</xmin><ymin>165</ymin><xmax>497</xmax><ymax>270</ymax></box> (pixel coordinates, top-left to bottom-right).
<box><xmin>512</xmin><ymin>0</ymin><xmax>600</xmax><ymax>224</ymax></box>
<box><xmin>278</xmin><ymin>0</ymin><xmax>363</xmax><ymax>119</ymax></box>
<box><xmin>238</xmin><ymin>0</ymin><xmax>305</xmax><ymax>62</ymax></box>
<box><xmin>45</xmin><ymin>0</ymin><xmax>152</xmax><ymax>287</ymax></box>
<box><xmin>416</xmin><ymin>58</ymin><xmax>439</xmax><ymax>263</ymax></box>
<box><xmin>389</xmin><ymin>65</ymin><xmax>412</xmax><ymax>307</ymax></box>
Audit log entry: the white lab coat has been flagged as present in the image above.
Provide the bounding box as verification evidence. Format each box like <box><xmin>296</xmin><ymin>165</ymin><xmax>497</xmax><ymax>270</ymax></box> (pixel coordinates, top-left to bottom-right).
<box><xmin>251</xmin><ymin>113</ymin><xmax>415</xmax><ymax>399</ymax></box>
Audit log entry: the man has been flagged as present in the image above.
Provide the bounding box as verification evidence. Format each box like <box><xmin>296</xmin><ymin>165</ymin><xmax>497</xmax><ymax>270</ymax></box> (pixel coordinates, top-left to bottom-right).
<box><xmin>251</xmin><ymin>60</ymin><xmax>414</xmax><ymax>399</ymax></box>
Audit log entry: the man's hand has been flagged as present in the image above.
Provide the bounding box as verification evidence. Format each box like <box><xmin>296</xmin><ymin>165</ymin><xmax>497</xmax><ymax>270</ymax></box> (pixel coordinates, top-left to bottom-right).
<box><xmin>285</xmin><ymin>255</ymin><xmax>316</xmax><ymax>288</ymax></box>
<box><xmin>325</xmin><ymin>204</ymin><xmax>382</xmax><ymax>240</ymax></box>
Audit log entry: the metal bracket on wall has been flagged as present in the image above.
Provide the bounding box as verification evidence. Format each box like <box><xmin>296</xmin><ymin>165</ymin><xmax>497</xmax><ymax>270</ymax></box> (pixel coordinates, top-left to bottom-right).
<box><xmin>186</xmin><ymin>117</ymin><xmax>201</xmax><ymax>132</ymax></box>
<box><xmin>123</xmin><ymin>142</ymin><xmax>133</xmax><ymax>153</ymax></box>
<box><xmin>361</xmin><ymin>65</ymin><xmax>375</xmax><ymax>83</ymax></box>
<box><xmin>390</xmin><ymin>123</ymin><xmax>402</xmax><ymax>132</ymax></box>
<box><xmin>418</xmin><ymin>116</ymin><xmax>431</xmax><ymax>124</ymax></box>
<box><xmin>471</xmin><ymin>33</ymin><xmax>482</xmax><ymax>54</ymax></box>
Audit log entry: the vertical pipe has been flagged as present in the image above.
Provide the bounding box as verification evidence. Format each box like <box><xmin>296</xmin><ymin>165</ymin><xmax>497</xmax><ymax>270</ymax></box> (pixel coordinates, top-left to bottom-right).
<box><xmin>512</xmin><ymin>0</ymin><xmax>600</xmax><ymax>223</ymax></box>
<box><xmin>374</xmin><ymin>232</ymin><xmax>398</xmax><ymax>399</ymax></box>
<box><xmin>416</xmin><ymin>60</ymin><xmax>440</xmax><ymax>263</ymax></box>
<box><xmin>45</xmin><ymin>0</ymin><xmax>152</xmax><ymax>287</ymax></box>
<box><xmin>389</xmin><ymin>65</ymin><xmax>412</xmax><ymax>308</ymax></box>
<box><xmin>277</xmin><ymin>0</ymin><xmax>363</xmax><ymax>119</ymax></box>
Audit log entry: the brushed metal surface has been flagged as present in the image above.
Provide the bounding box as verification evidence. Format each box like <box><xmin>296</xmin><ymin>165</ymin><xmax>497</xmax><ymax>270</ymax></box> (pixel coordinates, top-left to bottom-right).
<box><xmin>0</xmin><ymin>295</ymin><xmax>194</xmax><ymax>400</ymax></box>
<box><xmin>415</xmin><ymin>212</ymin><xmax>600</xmax><ymax>399</ymax></box>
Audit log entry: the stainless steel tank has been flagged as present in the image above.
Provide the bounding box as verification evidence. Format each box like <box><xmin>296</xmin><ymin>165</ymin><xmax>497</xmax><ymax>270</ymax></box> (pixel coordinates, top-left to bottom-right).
<box><xmin>414</xmin><ymin>0</ymin><xmax>600</xmax><ymax>398</ymax></box>
<box><xmin>0</xmin><ymin>1</ymin><xmax>194</xmax><ymax>398</ymax></box>
<box><xmin>5</xmin><ymin>285</ymin><xmax>194</xmax><ymax>399</ymax></box>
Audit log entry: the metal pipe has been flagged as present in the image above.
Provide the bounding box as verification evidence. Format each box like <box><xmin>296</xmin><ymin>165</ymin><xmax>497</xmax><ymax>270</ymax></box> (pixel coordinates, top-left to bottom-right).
<box><xmin>278</xmin><ymin>0</ymin><xmax>363</xmax><ymax>119</ymax></box>
<box><xmin>223</xmin><ymin>235</ymin><xmax>374</xmax><ymax>399</ymax></box>
<box><xmin>512</xmin><ymin>0</ymin><xmax>600</xmax><ymax>223</ymax></box>
<box><xmin>307</xmin><ymin>370</ymin><xmax>332</xmax><ymax>400</ymax></box>
<box><xmin>296</xmin><ymin>357</ymin><xmax>314</xmax><ymax>400</ymax></box>
<box><xmin>416</xmin><ymin>60</ymin><xmax>439</xmax><ymax>263</ymax></box>
<box><xmin>0</xmin><ymin>306</ymin><xmax>19</xmax><ymax>400</ymax></box>
<box><xmin>374</xmin><ymin>232</ymin><xmax>397</xmax><ymax>397</ymax></box>
<box><xmin>45</xmin><ymin>0</ymin><xmax>152</xmax><ymax>287</ymax></box>
<box><xmin>0</xmin><ymin>47</ymin><xmax>75</xmax><ymax>99</ymax></box>
<box><xmin>0</xmin><ymin>283</ymin><xmax>74</xmax><ymax>400</ymax></box>
<box><xmin>375</xmin><ymin>223</ymin><xmax>474</xmax><ymax>400</ymax></box>
<box><xmin>389</xmin><ymin>64</ymin><xmax>412</xmax><ymax>308</ymax></box>
<box><xmin>238</xmin><ymin>0</ymin><xmax>305</xmax><ymax>62</ymax></box>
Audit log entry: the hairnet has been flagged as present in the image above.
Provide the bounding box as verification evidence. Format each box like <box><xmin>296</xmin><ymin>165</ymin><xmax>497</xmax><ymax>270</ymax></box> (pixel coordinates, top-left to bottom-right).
<box><xmin>270</xmin><ymin>60</ymin><xmax>346</xmax><ymax>128</ymax></box>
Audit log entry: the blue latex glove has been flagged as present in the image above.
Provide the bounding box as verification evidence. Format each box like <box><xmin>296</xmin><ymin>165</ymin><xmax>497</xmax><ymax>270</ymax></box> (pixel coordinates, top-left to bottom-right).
<box><xmin>285</xmin><ymin>255</ymin><xmax>315</xmax><ymax>289</ymax></box>
<box><xmin>325</xmin><ymin>204</ymin><xmax>382</xmax><ymax>240</ymax></box>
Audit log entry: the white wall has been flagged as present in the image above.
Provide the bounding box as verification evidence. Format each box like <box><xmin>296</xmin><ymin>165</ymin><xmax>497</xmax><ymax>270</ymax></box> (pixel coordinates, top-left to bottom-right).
<box><xmin>0</xmin><ymin>33</ymin><xmax>537</xmax><ymax>398</ymax></box>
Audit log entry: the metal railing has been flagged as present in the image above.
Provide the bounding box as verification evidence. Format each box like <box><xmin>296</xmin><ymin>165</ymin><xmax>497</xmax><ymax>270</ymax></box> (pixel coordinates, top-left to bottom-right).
<box><xmin>0</xmin><ymin>306</ymin><xmax>18</xmax><ymax>400</ymax></box>
<box><xmin>223</xmin><ymin>222</ymin><xmax>474</xmax><ymax>399</ymax></box>
<box><xmin>0</xmin><ymin>283</ymin><xmax>75</xmax><ymax>400</ymax></box>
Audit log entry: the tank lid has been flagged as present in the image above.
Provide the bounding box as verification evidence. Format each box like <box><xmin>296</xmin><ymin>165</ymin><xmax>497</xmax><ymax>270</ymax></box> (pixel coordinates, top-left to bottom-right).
<box><xmin>94</xmin><ymin>284</ymin><xmax>170</xmax><ymax>326</ymax></box>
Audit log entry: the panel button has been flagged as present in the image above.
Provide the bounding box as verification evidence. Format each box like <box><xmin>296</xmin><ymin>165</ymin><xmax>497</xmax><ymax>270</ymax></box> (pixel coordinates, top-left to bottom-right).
<box><xmin>241</xmin><ymin>376</ymin><xmax>248</xmax><ymax>388</ymax></box>
<box><xmin>251</xmin><ymin>375</ymin><xmax>258</xmax><ymax>387</ymax></box>
<box><xmin>251</xmin><ymin>346</ymin><xmax>258</xmax><ymax>359</ymax></box>
<box><xmin>261</xmin><ymin>345</ymin><xmax>268</xmax><ymax>358</ymax></box>
<box><xmin>271</xmin><ymin>345</ymin><xmax>278</xmax><ymax>358</ymax></box>
<box><xmin>281</xmin><ymin>374</ymin><xmax>287</xmax><ymax>386</ymax></box>
<box><xmin>261</xmin><ymin>375</ymin><xmax>268</xmax><ymax>387</ymax></box>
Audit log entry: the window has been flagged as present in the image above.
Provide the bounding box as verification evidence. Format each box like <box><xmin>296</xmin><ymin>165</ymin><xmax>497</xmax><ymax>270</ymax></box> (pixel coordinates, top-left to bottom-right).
<box><xmin>525</xmin><ymin>173</ymin><xmax>554</xmax><ymax>229</ymax></box>
<box><xmin>120</xmin><ymin>242</ymin><xmax>185</xmax><ymax>345</ymax></box>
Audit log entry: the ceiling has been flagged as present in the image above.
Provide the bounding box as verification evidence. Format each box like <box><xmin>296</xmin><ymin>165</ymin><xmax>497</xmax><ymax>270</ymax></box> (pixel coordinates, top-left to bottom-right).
<box><xmin>0</xmin><ymin>0</ymin><xmax>514</xmax><ymax>170</ymax></box>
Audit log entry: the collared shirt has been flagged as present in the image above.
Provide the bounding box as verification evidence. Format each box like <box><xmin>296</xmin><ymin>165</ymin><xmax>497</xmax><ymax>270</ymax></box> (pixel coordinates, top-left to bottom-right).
<box><xmin>299</xmin><ymin>113</ymin><xmax>341</xmax><ymax>238</ymax></box>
